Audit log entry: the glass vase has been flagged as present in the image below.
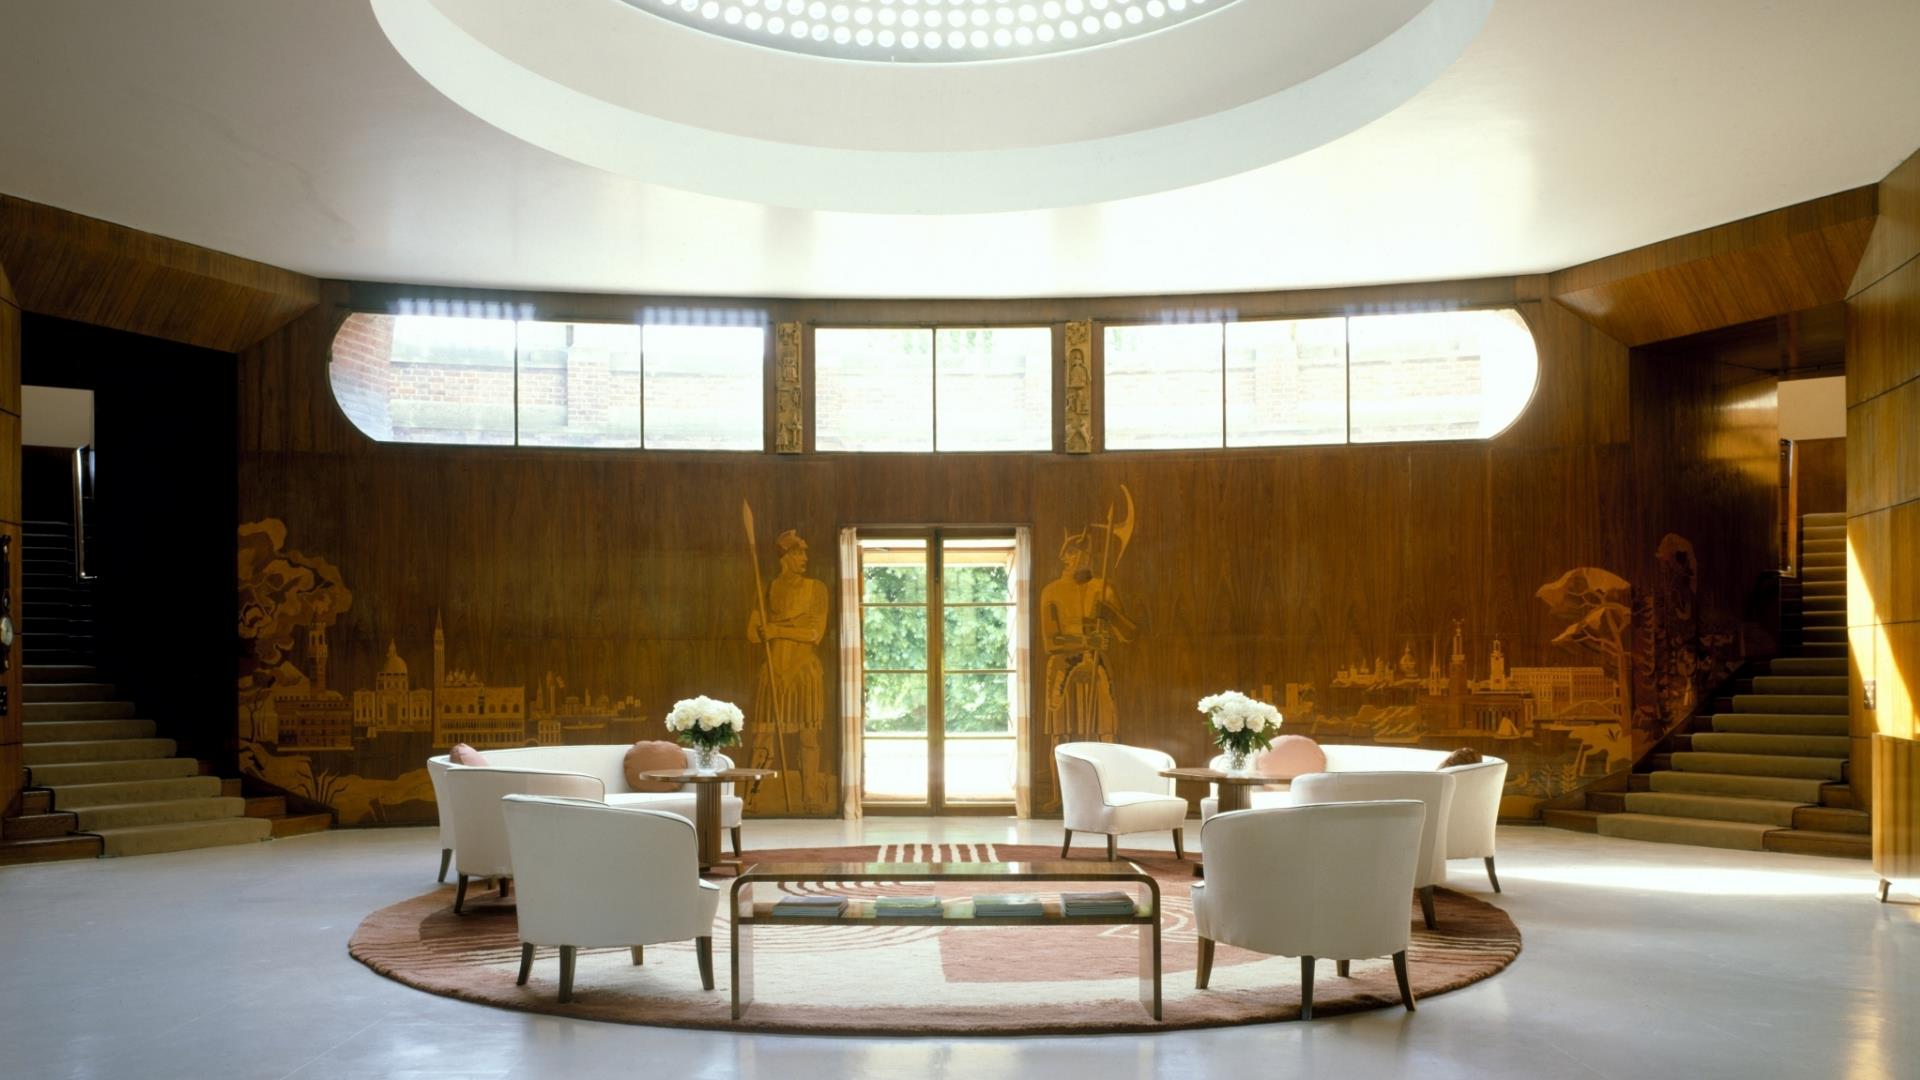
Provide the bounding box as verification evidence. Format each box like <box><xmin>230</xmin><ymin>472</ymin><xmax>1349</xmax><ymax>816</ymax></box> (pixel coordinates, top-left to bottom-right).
<box><xmin>1226</xmin><ymin>748</ymin><xmax>1250</xmax><ymax>775</ymax></box>
<box><xmin>695</xmin><ymin>745</ymin><xmax>719</xmax><ymax>775</ymax></box>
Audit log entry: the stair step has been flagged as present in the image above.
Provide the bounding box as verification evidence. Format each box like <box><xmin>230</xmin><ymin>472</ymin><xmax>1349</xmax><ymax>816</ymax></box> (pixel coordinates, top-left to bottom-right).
<box><xmin>1801</xmin><ymin>570</ymin><xmax>1844</xmax><ymax>585</ymax></box>
<box><xmin>1802</xmin><ymin>551</ymin><xmax>1844</xmax><ymax>568</ymax></box>
<box><xmin>1648</xmin><ymin>770</ymin><xmax>1830</xmax><ymax>802</ymax></box>
<box><xmin>220</xmin><ymin>778</ymin><xmax>242</xmax><ymax>797</ymax></box>
<box><xmin>23</xmin><ymin>718</ymin><xmax>157</xmax><ymax>743</ymax></box>
<box><xmin>1799</xmin><ymin>643</ymin><xmax>1848</xmax><ymax>658</ymax></box>
<box><xmin>269</xmin><ymin>813</ymin><xmax>333</xmax><ymax>839</ymax></box>
<box><xmin>23</xmin><ymin>738</ymin><xmax>178</xmax><ymax>766</ymax></box>
<box><xmin>1761</xmin><ymin>829</ymin><xmax>1869</xmax><ymax>859</ymax></box>
<box><xmin>23</xmin><ymin>700</ymin><xmax>136</xmax><ymax>722</ymax></box>
<box><xmin>1802</xmin><ymin>512</ymin><xmax>1848</xmax><ymax>527</ymax></box>
<box><xmin>0</xmin><ymin>835</ymin><xmax>103</xmax><ymax>865</ymax></box>
<box><xmin>93</xmin><ymin>817</ymin><xmax>272</xmax><ymax>858</ymax></box>
<box><xmin>72</xmin><ymin>796</ymin><xmax>248</xmax><ymax>831</ymax></box>
<box><xmin>3</xmin><ymin>811</ymin><xmax>79</xmax><ymax>839</ymax></box>
<box><xmin>1793</xmin><ymin>806</ymin><xmax>1870</xmax><ymax>834</ymax></box>
<box><xmin>39</xmin><ymin>766</ymin><xmax>211</xmax><ymax>799</ymax></box>
<box><xmin>1623</xmin><ymin>791</ymin><xmax>1802</xmax><ymax>826</ymax></box>
<box><xmin>1802</xmin><ymin>522</ymin><xmax>1847</xmax><ymax>539</ymax></box>
<box><xmin>49</xmin><ymin>778</ymin><xmax>230</xmax><ymax>810</ymax></box>
<box><xmin>1688</xmin><ymin>732</ymin><xmax>1852</xmax><ymax>758</ymax></box>
<box><xmin>20</xmin><ymin>790</ymin><xmax>52</xmax><ymax>814</ymax></box>
<box><xmin>1628</xmin><ymin>774</ymin><xmax>1652</xmax><ymax>792</ymax></box>
<box><xmin>1801</xmin><ymin>582</ymin><xmax>1845</xmax><ymax>598</ymax></box>
<box><xmin>1712</xmin><ymin>712</ymin><xmax>1849</xmax><ymax>736</ymax></box>
<box><xmin>30</xmin><ymin>757</ymin><xmax>202</xmax><ymax>786</ymax></box>
<box><xmin>1801</xmin><ymin>627</ymin><xmax>1848</xmax><ymax>643</ymax></box>
<box><xmin>1731</xmin><ymin>694</ymin><xmax>1851</xmax><ymax>715</ymax></box>
<box><xmin>1801</xmin><ymin>538</ymin><xmax>1845</xmax><ymax>554</ymax></box>
<box><xmin>244</xmin><ymin>796</ymin><xmax>287</xmax><ymax>818</ymax></box>
<box><xmin>1541</xmin><ymin>808</ymin><xmax>1602</xmax><ymax>833</ymax></box>
<box><xmin>1594</xmin><ymin>813</ymin><xmax>1775</xmax><ymax>851</ymax></box>
<box><xmin>1670</xmin><ymin>751</ymin><xmax>1847</xmax><ymax>780</ymax></box>
<box><xmin>1588</xmin><ymin>791</ymin><xmax>1628</xmax><ymax>813</ymax></box>
<box><xmin>22</xmin><ymin>664</ymin><xmax>100</xmax><ymax>683</ymax></box>
<box><xmin>20</xmin><ymin>682</ymin><xmax>117</xmax><ymax>703</ymax></box>
<box><xmin>1820</xmin><ymin>784</ymin><xmax>1855</xmax><ymax>809</ymax></box>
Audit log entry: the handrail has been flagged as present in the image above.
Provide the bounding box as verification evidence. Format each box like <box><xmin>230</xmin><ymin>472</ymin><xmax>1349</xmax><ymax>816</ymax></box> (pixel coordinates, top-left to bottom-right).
<box><xmin>72</xmin><ymin>446</ymin><xmax>96</xmax><ymax>581</ymax></box>
<box><xmin>1777</xmin><ymin>438</ymin><xmax>1797</xmax><ymax>579</ymax></box>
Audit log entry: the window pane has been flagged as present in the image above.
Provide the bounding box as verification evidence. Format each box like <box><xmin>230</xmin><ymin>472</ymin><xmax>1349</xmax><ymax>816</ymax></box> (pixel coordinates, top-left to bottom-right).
<box><xmin>861</xmin><ymin>540</ymin><xmax>928</xmax><ymax>602</ymax></box>
<box><xmin>863</xmin><ymin>673</ymin><xmax>928</xmax><ymax>734</ymax></box>
<box><xmin>816</xmin><ymin>328</ymin><xmax>933</xmax><ymax>451</ymax></box>
<box><xmin>944</xmin><ymin>737</ymin><xmax>1016</xmax><ymax>801</ymax></box>
<box><xmin>1348</xmin><ymin>309</ymin><xmax>1539</xmax><ymax>443</ymax></box>
<box><xmin>642</xmin><ymin>324</ymin><xmax>764</xmax><ymax>450</ymax></box>
<box><xmin>863</xmin><ymin>737</ymin><xmax>928</xmax><ymax>801</ymax></box>
<box><xmin>943</xmin><ymin>605</ymin><xmax>1011</xmax><ymax>671</ymax></box>
<box><xmin>942</xmin><ymin>538</ymin><xmax>1014</xmax><ymax>602</ymax></box>
<box><xmin>516</xmin><ymin>321</ymin><xmax>642</xmax><ymax>448</ymax></box>
<box><xmin>1103</xmin><ymin>323</ymin><xmax>1224</xmax><ymax>449</ymax></box>
<box><xmin>943</xmin><ymin>672</ymin><xmax>1015</xmax><ymax>734</ymax></box>
<box><xmin>862</xmin><ymin>606</ymin><xmax>928</xmax><ymax>671</ymax></box>
<box><xmin>1226</xmin><ymin>318</ymin><xmax>1346</xmax><ymax>447</ymax></box>
<box><xmin>934</xmin><ymin>327</ymin><xmax>1051</xmax><ymax>451</ymax></box>
<box><xmin>332</xmin><ymin>314</ymin><xmax>518</xmax><ymax>445</ymax></box>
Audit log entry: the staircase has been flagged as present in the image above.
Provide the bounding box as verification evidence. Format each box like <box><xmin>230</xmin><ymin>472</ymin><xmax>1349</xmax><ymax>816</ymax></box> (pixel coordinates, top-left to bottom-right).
<box><xmin>19</xmin><ymin>519</ymin><xmax>95</xmax><ymax>667</ymax></box>
<box><xmin>1544</xmin><ymin>512</ymin><xmax>1867</xmax><ymax>857</ymax></box>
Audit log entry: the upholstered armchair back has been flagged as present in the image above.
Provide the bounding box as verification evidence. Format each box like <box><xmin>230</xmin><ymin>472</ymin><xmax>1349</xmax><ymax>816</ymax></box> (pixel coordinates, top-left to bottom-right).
<box><xmin>427</xmin><ymin>756</ymin><xmax>455</xmax><ymax>850</ymax></box>
<box><xmin>1198</xmin><ymin>801</ymin><xmax>1424</xmax><ymax>959</ymax></box>
<box><xmin>1440</xmin><ymin>759</ymin><xmax>1507</xmax><ymax>860</ymax></box>
<box><xmin>501</xmin><ymin>795</ymin><xmax>718</xmax><ymax>948</ymax></box>
<box><xmin>1290</xmin><ymin>769</ymin><xmax>1455</xmax><ymax>888</ymax></box>
<box><xmin>442</xmin><ymin>767</ymin><xmax>604</xmax><ymax>879</ymax></box>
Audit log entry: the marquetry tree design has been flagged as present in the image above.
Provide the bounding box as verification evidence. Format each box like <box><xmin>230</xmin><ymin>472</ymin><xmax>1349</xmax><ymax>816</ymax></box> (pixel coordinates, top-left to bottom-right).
<box><xmin>237</xmin><ymin>518</ymin><xmax>352</xmax><ymax>741</ymax></box>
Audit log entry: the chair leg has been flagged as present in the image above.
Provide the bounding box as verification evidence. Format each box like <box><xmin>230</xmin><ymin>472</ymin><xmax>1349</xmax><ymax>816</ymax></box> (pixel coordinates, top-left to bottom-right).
<box><xmin>696</xmin><ymin>936</ymin><xmax>715</xmax><ymax>991</ymax></box>
<box><xmin>497</xmin><ymin>877</ymin><xmax>509</xmax><ymax>899</ymax></box>
<box><xmin>1060</xmin><ymin>829</ymin><xmax>1073</xmax><ymax>858</ymax></box>
<box><xmin>1106</xmin><ymin>834</ymin><xmax>1117</xmax><ymax>861</ymax></box>
<box><xmin>516</xmin><ymin>943</ymin><xmax>534</xmax><ymax>986</ymax></box>
<box><xmin>1393</xmin><ymin>950</ymin><xmax>1416</xmax><ymax>1011</ymax></box>
<box><xmin>1172</xmin><ymin>828</ymin><xmax>1185</xmax><ymax>861</ymax></box>
<box><xmin>1195</xmin><ymin>937</ymin><xmax>1215</xmax><ymax>989</ymax></box>
<box><xmin>731</xmin><ymin>826</ymin><xmax>743</xmax><ymax>858</ymax></box>
<box><xmin>630</xmin><ymin>945</ymin><xmax>645</xmax><ymax>966</ymax></box>
<box><xmin>1419</xmin><ymin>885</ymin><xmax>1437</xmax><ymax>930</ymax></box>
<box><xmin>558</xmin><ymin>945</ymin><xmax>577</xmax><ymax>1004</ymax></box>
<box><xmin>1485</xmin><ymin>856</ymin><xmax>1502</xmax><ymax>894</ymax></box>
<box><xmin>1299</xmin><ymin>955</ymin><xmax>1315</xmax><ymax>1020</ymax></box>
<box><xmin>437</xmin><ymin>848</ymin><xmax>452</xmax><ymax>883</ymax></box>
<box><xmin>1336</xmin><ymin>959</ymin><xmax>1350</xmax><ymax>978</ymax></box>
<box><xmin>453</xmin><ymin>874</ymin><xmax>469</xmax><ymax>915</ymax></box>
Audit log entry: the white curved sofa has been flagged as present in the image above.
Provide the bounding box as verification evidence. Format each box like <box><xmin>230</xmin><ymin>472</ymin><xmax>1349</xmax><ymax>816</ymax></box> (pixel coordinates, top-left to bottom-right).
<box><xmin>427</xmin><ymin>745</ymin><xmax>746</xmax><ymax>882</ymax></box>
<box><xmin>1196</xmin><ymin>745</ymin><xmax>1508</xmax><ymax>891</ymax></box>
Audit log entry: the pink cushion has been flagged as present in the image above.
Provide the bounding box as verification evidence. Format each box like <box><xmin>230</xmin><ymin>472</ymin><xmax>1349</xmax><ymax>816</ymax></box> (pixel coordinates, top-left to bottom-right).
<box><xmin>1254</xmin><ymin>735</ymin><xmax>1326</xmax><ymax>779</ymax></box>
<box><xmin>623</xmin><ymin>741</ymin><xmax>688</xmax><ymax>792</ymax></box>
<box><xmin>448</xmin><ymin>743</ymin><xmax>488</xmax><ymax>767</ymax></box>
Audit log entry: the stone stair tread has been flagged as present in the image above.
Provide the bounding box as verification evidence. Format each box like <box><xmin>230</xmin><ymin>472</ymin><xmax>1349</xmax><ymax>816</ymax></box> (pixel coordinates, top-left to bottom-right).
<box><xmin>1768</xmin><ymin>658</ymin><xmax>1847</xmax><ymax>676</ymax></box>
<box><xmin>22</xmin><ymin>737</ymin><xmax>178</xmax><ymax>765</ymax></box>
<box><xmin>1748</xmin><ymin>676</ymin><xmax>1847</xmax><ymax>694</ymax></box>
<box><xmin>29</xmin><ymin>757</ymin><xmax>201</xmax><ymax>785</ymax></box>
<box><xmin>1647</xmin><ymin>770</ymin><xmax>1829</xmax><ymax>801</ymax></box>
<box><xmin>1670</xmin><ymin>751</ymin><xmax>1847</xmax><ymax>780</ymax></box>
<box><xmin>42</xmin><ymin>776</ymin><xmax>224</xmax><ymax>809</ymax></box>
<box><xmin>71</xmin><ymin>797</ymin><xmax>248</xmax><ymax>831</ymax></box>
<box><xmin>1688</xmin><ymin>732</ymin><xmax>1852</xmax><ymax>758</ymax></box>
<box><xmin>22</xmin><ymin>701</ymin><xmax>137</xmax><ymax>720</ymax></box>
<box><xmin>1622</xmin><ymin>791</ymin><xmax>1803</xmax><ymax>826</ymax></box>
<box><xmin>1730</xmin><ymin>694</ymin><xmax>1851</xmax><ymax>714</ymax></box>
<box><xmin>22</xmin><ymin>718</ymin><xmax>157</xmax><ymax>742</ymax></box>
<box><xmin>1594</xmin><ymin>813</ymin><xmax>1775</xmax><ymax>851</ymax></box>
<box><xmin>1793</xmin><ymin>806</ymin><xmax>1870</xmax><ymax>834</ymax></box>
<box><xmin>1761</xmin><ymin>829</ymin><xmax>1869</xmax><ymax>859</ymax></box>
<box><xmin>1711</xmin><ymin>712</ymin><xmax>1849</xmax><ymax>736</ymax></box>
<box><xmin>91</xmin><ymin>817</ymin><xmax>273</xmax><ymax>858</ymax></box>
<box><xmin>22</xmin><ymin>664</ymin><xmax>102</xmax><ymax>682</ymax></box>
<box><xmin>21</xmin><ymin>682</ymin><xmax>117</xmax><ymax>702</ymax></box>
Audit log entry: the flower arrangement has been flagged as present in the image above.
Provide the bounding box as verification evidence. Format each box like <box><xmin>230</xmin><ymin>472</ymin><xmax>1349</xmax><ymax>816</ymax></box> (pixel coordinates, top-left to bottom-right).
<box><xmin>1197</xmin><ymin>690</ymin><xmax>1282</xmax><ymax>773</ymax></box>
<box><xmin>663</xmin><ymin>696</ymin><xmax>745</xmax><ymax>773</ymax></box>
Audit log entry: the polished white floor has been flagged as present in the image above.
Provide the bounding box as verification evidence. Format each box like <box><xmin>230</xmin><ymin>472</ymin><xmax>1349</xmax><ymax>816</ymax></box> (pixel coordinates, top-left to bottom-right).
<box><xmin>2</xmin><ymin>818</ymin><xmax>1914</xmax><ymax>1080</ymax></box>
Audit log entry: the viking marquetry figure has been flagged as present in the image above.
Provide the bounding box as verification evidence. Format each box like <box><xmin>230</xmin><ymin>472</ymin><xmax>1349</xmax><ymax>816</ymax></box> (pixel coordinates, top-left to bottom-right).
<box><xmin>747</xmin><ymin>529</ymin><xmax>831</xmax><ymax>813</ymax></box>
<box><xmin>1041</xmin><ymin>530</ymin><xmax>1133</xmax><ymax>746</ymax></box>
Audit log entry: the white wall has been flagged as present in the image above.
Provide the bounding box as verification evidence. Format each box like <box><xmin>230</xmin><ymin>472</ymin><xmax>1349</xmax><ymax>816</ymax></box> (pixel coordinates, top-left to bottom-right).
<box><xmin>22</xmin><ymin>385</ymin><xmax>94</xmax><ymax>448</ymax></box>
<box><xmin>1779</xmin><ymin>375</ymin><xmax>1845</xmax><ymax>441</ymax></box>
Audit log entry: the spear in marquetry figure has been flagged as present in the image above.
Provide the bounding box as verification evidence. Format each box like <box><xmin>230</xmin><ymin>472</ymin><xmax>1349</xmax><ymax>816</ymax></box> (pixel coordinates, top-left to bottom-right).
<box><xmin>742</xmin><ymin>499</ymin><xmax>797</xmax><ymax>811</ymax></box>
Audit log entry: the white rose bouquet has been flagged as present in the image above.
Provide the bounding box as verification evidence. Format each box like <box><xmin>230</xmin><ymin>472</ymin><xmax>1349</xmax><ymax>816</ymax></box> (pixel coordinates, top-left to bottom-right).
<box><xmin>1197</xmin><ymin>690</ymin><xmax>1282</xmax><ymax>773</ymax></box>
<box><xmin>663</xmin><ymin>696</ymin><xmax>745</xmax><ymax>772</ymax></box>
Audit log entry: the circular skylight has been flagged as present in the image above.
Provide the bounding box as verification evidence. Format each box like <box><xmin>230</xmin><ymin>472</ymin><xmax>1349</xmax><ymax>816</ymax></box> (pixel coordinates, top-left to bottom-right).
<box><xmin>626</xmin><ymin>0</ymin><xmax>1230</xmax><ymax>62</ymax></box>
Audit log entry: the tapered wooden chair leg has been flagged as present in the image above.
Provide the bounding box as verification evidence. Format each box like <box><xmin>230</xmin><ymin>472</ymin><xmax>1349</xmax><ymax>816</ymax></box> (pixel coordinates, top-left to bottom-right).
<box><xmin>1299</xmin><ymin>956</ymin><xmax>1315</xmax><ymax>1020</ymax></box>
<box><xmin>453</xmin><ymin>874</ymin><xmax>470</xmax><ymax>915</ymax></box>
<box><xmin>731</xmin><ymin>826</ymin><xmax>743</xmax><ymax>858</ymax></box>
<box><xmin>1336</xmin><ymin>959</ymin><xmax>1350</xmax><ymax>978</ymax></box>
<box><xmin>1393</xmin><ymin>950</ymin><xmax>1416</xmax><ymax>1011</ymax></box>
<box><xmin>696</xmin><ymin>936</ymin><xmax>716</xmax><ymax>991</ymax></box>
<box><xmin>558</xmin><ymin>945</ymin><xmax>577</xmax><ymax>1003</ymax></box>
<box><xmin>515</xmin><ymin>943</ymin><xmax>535</xmax><ymax>986</ymax></box>
<box><xmin>1172</xmin><ymin>828</ymin><xmax>1185</xmax><ymax>861</ymax></box>
<box><xmin>437</xmin><ymin>848</ymin><xmax>452</xmax><ymax>883</ymax></box>
<box><xmin>497</xmin><ymin>877</ymin><xmax>509</xmax><ymax>899</ymax></box>
<box><xmin>1484</xmin><ymin>856</ymin><xmax>1502</xmax><ymax>893</ymax></box>
<box><xmin>1106</xmin><ymin>834</ymin><xmax>1117</xmax><ymax>861</ymax></box>
<box><xmin>1195</xmin><ymin>937</ymin><xmax>1215</xmax><ymax>989</ymax></box>
<box><xmin>1060</xmin><ymin>829</ymin><xmax>1073</xmax><ymax>858</ymax></box>
<box><xmin>1880</xmin><ymin>879</ymin><xmax>1892</xmax><ymax>903</ymax></box>
<box><xmin>1419</xmin><ymin>885</ymin><xmax>1437</xmax><ymax>930</ymax></box>
<box><xmin>630</xmin><ymin>945</ymin><xmax>645</xmax><ymax>965</ymax></box>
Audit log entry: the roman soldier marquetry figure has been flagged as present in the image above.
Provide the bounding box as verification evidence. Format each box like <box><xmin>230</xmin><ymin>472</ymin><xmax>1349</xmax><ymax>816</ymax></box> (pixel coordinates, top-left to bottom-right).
<box><xmin>747</xmin><ymin>529</ymin><xmax>832</xmax><ymax>813</ymax></box>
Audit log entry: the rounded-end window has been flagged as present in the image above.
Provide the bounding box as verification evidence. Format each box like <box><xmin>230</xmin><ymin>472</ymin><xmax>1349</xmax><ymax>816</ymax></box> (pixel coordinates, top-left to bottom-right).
<box><xmin>1347</xmin><ymin>308</ymin><xmax>1538</xmax><ymax>443</ymax></box>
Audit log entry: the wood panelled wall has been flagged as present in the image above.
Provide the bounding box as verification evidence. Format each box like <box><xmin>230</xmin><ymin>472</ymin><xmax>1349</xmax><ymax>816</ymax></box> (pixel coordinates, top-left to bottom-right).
<box><xmin>233</xmin><ymin>274</ymin><xmax>1787</xmax><ymax>823</ymax></box>
<box><xmin>1845</xmin><ymin>147</ymin><xmax>1920</xmax><ymax>882</ymax></box>
<box><xmin>0</xmin><ymin>260</ymin><xmax>21</xmax><ymax>817</ymax></box>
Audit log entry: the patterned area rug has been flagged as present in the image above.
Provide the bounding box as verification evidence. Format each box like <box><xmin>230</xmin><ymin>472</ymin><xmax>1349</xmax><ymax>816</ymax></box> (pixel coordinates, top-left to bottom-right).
<box><xmin>348</xmin><ymin>843</ymin><xmax>1521</xmax><ymax>1034</ymax></box>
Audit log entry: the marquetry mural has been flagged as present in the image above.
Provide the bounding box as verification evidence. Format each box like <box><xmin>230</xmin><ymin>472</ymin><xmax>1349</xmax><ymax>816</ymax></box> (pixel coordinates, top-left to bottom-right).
<box><xmin>741</xmin><ymin>501</ymin><xmax>836</xmax><ymax>814</ymax></box>
<box><xmin>1063</xmin><ymin>319</ymin><xmax>1093</xmax><ymax>453</ymax></box>
<box><xmin>774</xmin><ymin>321</ymin><xmax>804</xmax><ymax>453</ymax></box>
<box><xmin>1039</xmin><ymin>484</ymin><xmax>1137</xmax><ymax>809</ymax></box>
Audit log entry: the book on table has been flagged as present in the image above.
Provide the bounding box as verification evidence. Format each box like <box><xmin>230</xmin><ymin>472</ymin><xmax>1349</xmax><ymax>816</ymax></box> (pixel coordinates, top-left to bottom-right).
<box><xmin>1061</xmin><ymin>890</ymin><xmax>1137</xmax><ymax>917</ymax></box>
<box><xmin>772</xmin><ymin>895</ymin><xmax>849</xmax><ymax>917</ymax></box>
<box><xmin>874</xmin><ymin>895</ymin><xmax>945</xmax><ymax>918</ymax></box>
<box><xmin>971</xmin><ymin>894</ymin><xmax>1044</xmax><ymax>917</ymax></box>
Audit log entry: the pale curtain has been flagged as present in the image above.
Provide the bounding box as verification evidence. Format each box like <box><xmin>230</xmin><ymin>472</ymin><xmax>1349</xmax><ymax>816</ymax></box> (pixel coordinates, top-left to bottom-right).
<box><xmin>838</xmin><ymin>527</ymin><xmax>865</xmax><ymax>820</ymax></box>
<box><xmin>1012</xmin><ymin>526</ymin><xmax>1033</xmax><ymax>818</ymax></box>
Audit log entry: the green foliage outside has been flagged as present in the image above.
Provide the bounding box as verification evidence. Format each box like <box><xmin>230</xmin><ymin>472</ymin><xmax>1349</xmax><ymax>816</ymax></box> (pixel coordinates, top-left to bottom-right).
<box><xmin>862</xmin><ymin>563</ymin><xmax>1014</xmax><ymax>735</ymax></box>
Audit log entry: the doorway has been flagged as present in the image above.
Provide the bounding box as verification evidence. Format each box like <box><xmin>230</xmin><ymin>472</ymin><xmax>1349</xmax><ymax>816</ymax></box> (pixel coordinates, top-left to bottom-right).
<box><xmin>852</xmin><ymin>528</ymin><xmax>1028</xmax><ymax>812</ymax></box>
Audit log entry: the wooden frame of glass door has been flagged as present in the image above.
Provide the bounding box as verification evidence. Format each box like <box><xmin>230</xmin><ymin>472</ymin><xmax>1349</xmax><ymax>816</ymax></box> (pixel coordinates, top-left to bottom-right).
<box><xmin>856</xmin><ymin>525</ymin><xmax>1021</xmax><ymax>815</ymax></box>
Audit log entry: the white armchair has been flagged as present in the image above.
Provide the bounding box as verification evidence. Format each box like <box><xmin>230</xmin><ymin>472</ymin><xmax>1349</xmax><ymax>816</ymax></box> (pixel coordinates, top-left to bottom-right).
<box><xmin>1192</xmin><ymin>801</ymin><xmax>1425</xmax><ymax>1019</ymax></box>
<box><xmin>427</xmin><ymin>755</ymin><xmax>455</xmax><ymax>882</ymax></box>
<box><xmin>1441</xmin><ymin>759</ymin><xmax>1508</xmax><ymax>892</ymax></box>
<box><xmin>1290</xmin><ymin>770</ymin><xmax>1455</xmax><ymax>929</ymax></box>
<box><xmin>500</xmin><ymin>794</ymin><xmax>721</xmax><ymax>1002</ymax></box>
<box><xmin>440</xmin><ymin>767</ymin><xmax>603</xmax><ymax>914</ymax></box>
<box><xmin>1055</xmin><ymin>742</ymin><xmax>1189</xmax><ymax>860</ymax></box>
